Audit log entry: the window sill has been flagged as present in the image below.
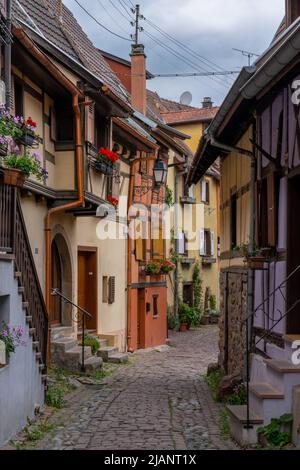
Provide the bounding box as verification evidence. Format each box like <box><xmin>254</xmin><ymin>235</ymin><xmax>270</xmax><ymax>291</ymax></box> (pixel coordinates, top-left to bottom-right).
<box><xmin>180</xmin><ymin>257</ymin><xmax>196</xmax><ymax>265</ymax></box>
<box><xmin>202</xmin><ymin>256</ymin><xmax>217</xmax><ymax>265</ymax></box>
<box><xmin>180</xmin><ymin>196</ymin><xmax>196</xmax><ymax>205</ymax></box>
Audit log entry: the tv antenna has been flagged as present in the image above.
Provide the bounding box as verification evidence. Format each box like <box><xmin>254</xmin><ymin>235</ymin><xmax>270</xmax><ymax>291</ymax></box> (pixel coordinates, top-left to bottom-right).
<box><xmin>233</xmin><ymin>48</ymin><xmax>260</xmax><ymax>66</ymax></box>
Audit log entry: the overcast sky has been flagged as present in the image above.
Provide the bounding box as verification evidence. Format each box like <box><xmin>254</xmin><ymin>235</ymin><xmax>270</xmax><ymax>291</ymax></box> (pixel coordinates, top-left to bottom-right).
<box><xmin>64</xmin><ymin>0</ymin><xmax>285</xmax><ymax>107</ymax></box>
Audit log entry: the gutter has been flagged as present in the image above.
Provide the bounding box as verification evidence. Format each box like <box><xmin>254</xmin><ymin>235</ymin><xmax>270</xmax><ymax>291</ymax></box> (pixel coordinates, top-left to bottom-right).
<box><xmin>240</xmin><ymin>22</ymin><xmax>300</xmax><ymax>99</ymax></box>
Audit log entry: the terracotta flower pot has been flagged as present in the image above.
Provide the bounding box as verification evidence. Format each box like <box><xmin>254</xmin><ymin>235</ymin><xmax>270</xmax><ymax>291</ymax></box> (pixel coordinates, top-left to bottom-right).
<box><xmin>180</xmin><ymin>323</ymin><xmax>188</xmax><ymax>332</ymax></box>
<box><xmin>2</xmin><ymin>168</ymin><xmax>25</xmax><ymax>188</ymax></box>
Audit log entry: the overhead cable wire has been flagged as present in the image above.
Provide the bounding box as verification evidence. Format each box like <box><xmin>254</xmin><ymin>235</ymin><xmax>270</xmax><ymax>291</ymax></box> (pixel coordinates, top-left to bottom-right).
<box><xmin>108</xmin><ymin>0</ymin><xmax>133</xmax><ymax>23</ymax></box>
<box><xmin>117</xmin><ymin>0</ymin><xmax>134</xmax><ymax>19</ymax></box>
<box><xmin>96</xmin><ymin>0</ymin><xmax>129</xmax><ymax>34</ymax></box>
<box><xmin>73</xmin><ymin>0</ymin><xmax>132</xmax><ymax>41</ymax></box>
<box><xmin>143</xmin><ymin>30</ymin><xmax>230</xmax><ymax>90</ymax></box>
<box><xmin>144</xmin><ymin>17</ymin><xmax>235</xmax><ymax>85</ymax></box>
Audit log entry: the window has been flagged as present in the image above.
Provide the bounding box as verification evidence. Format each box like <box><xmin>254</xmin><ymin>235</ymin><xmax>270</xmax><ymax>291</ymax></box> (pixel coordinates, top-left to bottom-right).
<box><xmin>14</xmin><ymin>79</ymin><xmax>23</xmax><ymax>117</ymax></box>
<box><xmin>50</xmin><ymin>106</ymin><xmax>57</xmax><ymax>142</ymax></box>
<box><xmin>258</xmin><ymin>171</ymin><xmax>279</xmax><ymax>248</ymax></box>
<box><xmin>102</xmin><ymin>276</ymin><xmax>108</xmax><ymax>303</ymax></box>
<box><xmin>201</xmin><ymin>179</ymin><xmax>210</xmax><ymax>204</ymax></box>
<box><xmin>56</xmin><ymin>101</ymin><xmax>74</xmax><ymax>142</ymax></box>
<box><xmin>178</xmin><ymin>231</ymin><xmax>188</xmax><ymax>255</ymax></box>
<box><xmin>230</xmin><ymin>193</ymin><xmax>237</xmax><ymax>249</ymax></box>
<box><xmin>153</xmin><ymin>295</ymin><xmax>159</xmax><ymax>317</ymax></box>
<box><xmin>183</xmin><ymin>284</ymin><xmax>193</xmax><ymax>307</ymax></box>
<box><xmin>200</xmin><ymin>229</ymin><xmax>215</xmax><ymax>257</ymax></box>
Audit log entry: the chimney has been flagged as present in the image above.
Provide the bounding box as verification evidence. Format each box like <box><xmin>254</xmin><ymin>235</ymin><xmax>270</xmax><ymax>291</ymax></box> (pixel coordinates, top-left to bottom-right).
<box><xmin>202</xmin><ymin>97</ymin><xmax>213</xmax><ymax>109</ymax></box>
<box><xmin>286</xmin><ymin>0</ymin><xmax>300</xmax><ymax>26</ymax></box>
<box><xmin>131</xmin><ymin>44</ymin><xmax>147</xmax><ymax>115</ymax></box>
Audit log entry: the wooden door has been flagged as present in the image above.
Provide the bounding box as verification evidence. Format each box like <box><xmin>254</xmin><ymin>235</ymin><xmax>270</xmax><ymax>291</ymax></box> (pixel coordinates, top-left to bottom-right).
<box><xmin>78</xmin><ymin>250</ymin><xmax>98</xmax><ymax>330</ymax></box>
<box><xmin>183</xmin><ymin>284</ymin><xmax>193</xmax><ymax>307</ymax></box>
<box><xmin>137</xmin><ymin>289</ymin><xmax>146</xmax><ymax>349</ymax></box>
<box><xmin>51</xmin><ymin>240</ymin><xmax>62</xmax><ymax>325</ymax></box>
<box><xmin>287</xmin><ymin>176</ymin><xmax>300</xmax><ymax>334</ymax></box>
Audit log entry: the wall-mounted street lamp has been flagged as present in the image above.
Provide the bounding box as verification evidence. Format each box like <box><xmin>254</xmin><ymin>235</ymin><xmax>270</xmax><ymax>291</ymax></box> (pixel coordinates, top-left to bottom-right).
<box><xmin>153</xmin><ymin>158</ymin><xmax>168</xmax><ymax>188</ymax></box>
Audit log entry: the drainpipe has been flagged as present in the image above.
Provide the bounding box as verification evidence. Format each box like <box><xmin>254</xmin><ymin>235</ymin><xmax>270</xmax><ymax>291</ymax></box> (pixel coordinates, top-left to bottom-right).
<box><xmin>4</xmin><ymin>0</ymin><xmax>12</xmax><ymax>110</ymax></box>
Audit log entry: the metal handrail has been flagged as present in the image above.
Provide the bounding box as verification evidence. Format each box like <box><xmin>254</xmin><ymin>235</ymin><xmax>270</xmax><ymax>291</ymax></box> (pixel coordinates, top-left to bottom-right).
<box><xmin>244</xmin><ymin>263</ymin><xmax>300</xmax><ymax>429</ymax></box>
<box><xmin>51</xmin><ymin>288</ymin><xmax>92</xmax><ymax>372</ymax></box>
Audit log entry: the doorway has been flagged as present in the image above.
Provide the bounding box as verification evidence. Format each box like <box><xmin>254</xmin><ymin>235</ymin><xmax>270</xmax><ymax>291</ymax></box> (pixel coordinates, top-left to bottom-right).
<box><xmin>137</xmin><ymin>289</ymin><xmax>146</xmax><ymax>349</ymax></box>
<box><xmin>183</xmin><ymin>283</ymin><xmax>194</xmax><ymax>307</ymax></box>
<box><xmin>287</xmin><ymin>174</ymin><xmax>300</xmax><ymax>334</ymax></box>
<box><xmin>78</xmin><ymin>248</ymin><xmax>98</xmax><ymax>331</ymax></box>
<box><xmin>51</xmin><ymin>239</ymin><xmax>62</xmax><ymax>325</ymax></box>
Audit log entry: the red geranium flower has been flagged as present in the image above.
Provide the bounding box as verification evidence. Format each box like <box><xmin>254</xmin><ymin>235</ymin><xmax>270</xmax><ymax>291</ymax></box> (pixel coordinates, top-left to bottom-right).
<box><xmin>107</xmin><ymin>195</ymin><xmax>119</xmax><ymax>206</ymax></box>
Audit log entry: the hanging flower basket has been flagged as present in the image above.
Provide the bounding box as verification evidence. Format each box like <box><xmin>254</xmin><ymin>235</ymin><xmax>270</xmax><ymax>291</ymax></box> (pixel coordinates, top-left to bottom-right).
<box><xmin>2</xmin><ymin>167</ymin><xmax>25</xmax><ymax>188</ymax></box>
<box><xmin>144</xmin><ymin>262</ymin><xmax>162</xmax><ymax>275</ymax></box>
<box><xmin>160</xmin><ymin>259</ymin><xmax>176</xmax><ymax>274</ymax></box>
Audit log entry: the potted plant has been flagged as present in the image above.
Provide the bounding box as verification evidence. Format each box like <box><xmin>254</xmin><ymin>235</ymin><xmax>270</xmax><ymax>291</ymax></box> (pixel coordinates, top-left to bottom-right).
<box><xmin>179</xmin><ymin>302</ymin><xmax>199</xmax><ymax>331</ymax></box>
<box><xmin>0</xmin><ymin>322</ymin><xmax>27</xmax><ymax>359</ymax></box>
<box><xmin>95</xmin><ymin>147</ymin><xmax>119</xmax><ymax>175</ymax></box>
<box><xmin>160</xmin><ymin>259</ymin><xmax>176</xmax><ymax>274</ymax></box>
<box><xmin>234</xmin><ymin>243</ymin><xmax>272</xmax><ymax>270</ymax></box>
<box><xmin>144</xmin><ymin>261</ymin><xmax>161</xmax><ymax>275</ymax></box>
<box><xmin>2</xmin><ymin>150</ymin><xmax>48</xmax><ymax>188</ymax></box>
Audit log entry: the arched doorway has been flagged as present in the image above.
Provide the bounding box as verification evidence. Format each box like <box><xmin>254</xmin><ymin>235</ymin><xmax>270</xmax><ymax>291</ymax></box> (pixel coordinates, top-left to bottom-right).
<box><xmin>50</xmin><ymin>233</ymin><xmax>73</xmax><ymax>326</ymax></box>
<box><xmin>51</xmin><ymin>239</ymin><xmax>62</xmax><ymax>325</ymax></box>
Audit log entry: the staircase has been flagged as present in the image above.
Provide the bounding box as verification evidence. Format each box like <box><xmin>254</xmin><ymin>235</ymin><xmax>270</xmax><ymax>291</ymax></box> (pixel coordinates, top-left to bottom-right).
<box><xmin>51</xmin><ymin>327</ymin><xmax>103</xmax><ymax>372</ymax></box>
<box><xmin>97</xmin><ymin>340</ymin><xmax>129</xmax><ymax>364</ymax></box>
<box><xmin>227</xmin><ymin>262</ymin><xmax>300</xmax><ymax>446</ymax></box>
<box><xmin>228</xmin><ymin>338</ymin><xmax>300</xmax><ymax>446</ymax></box>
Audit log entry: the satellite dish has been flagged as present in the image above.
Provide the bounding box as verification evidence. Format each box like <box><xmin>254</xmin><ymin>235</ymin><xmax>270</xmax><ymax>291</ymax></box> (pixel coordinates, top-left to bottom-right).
<box><xmin>180</xmin><ymin>91</ymin><xmax>193</xmax><ymax>106</ymax></box>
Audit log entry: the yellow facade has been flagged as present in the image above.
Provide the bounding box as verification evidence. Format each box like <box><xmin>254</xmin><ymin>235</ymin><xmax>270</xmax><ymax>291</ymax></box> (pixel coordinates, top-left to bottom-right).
<box><xmin>166</xmin><ymin>119</ymin><xmax>220</xmax><ymax>315</ymax></box>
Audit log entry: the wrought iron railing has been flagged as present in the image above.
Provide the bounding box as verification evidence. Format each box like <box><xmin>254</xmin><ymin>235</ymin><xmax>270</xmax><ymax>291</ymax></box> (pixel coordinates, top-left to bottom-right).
<box><xmin>244</xmin><ymin>263</ymin><xmax>300</xmax><ymax>428</ymax></box>
<box><xmin>51</xmin><ymin>288</ymin><xmax>92</xmax><ymax>372</ymax></box>
<box><xmin>0</xmin><ymin>183</ymin><xmax>48</xmax><ymax>365</ymax></box>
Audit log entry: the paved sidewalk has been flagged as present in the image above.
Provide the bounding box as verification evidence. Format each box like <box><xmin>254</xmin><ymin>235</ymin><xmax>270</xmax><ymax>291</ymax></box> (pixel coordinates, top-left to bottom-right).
<box><xmin>34</xmin><ymin>326</ymin><xmax>237</xmax><ymax>450</ymax></box>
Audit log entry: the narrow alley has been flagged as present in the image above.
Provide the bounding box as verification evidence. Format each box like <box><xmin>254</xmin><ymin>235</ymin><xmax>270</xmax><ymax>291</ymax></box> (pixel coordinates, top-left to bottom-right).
<box><xmin>34</xmin><ymin>327</ymin><xmax>236</xmax><ymax>451</ymax></box>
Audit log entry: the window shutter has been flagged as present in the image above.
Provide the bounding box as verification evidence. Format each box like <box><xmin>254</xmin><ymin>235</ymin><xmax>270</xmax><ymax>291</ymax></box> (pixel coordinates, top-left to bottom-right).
<box><xmin>206</xmin><ymin>180</ymin><xmax>210</xmax><ymax>203</ymax></box>
<box><xmin>136</xmin><ymin>236</ymin><xmax>144</xmax><ymax>261</ymax></box>
<box><xmin>85</xmin><ymin>102</ymin><xmax>95</xmax><ymax>145</ymax></box>
<box><xmin>188</xmin><ymin>185</ymin><xmax>194</xmax><ymax>198</ymax></box>
<box><xmin>50</xmin><ymin>106</ymin><xmax>57</xmax><ymax>142</ymax></box>
<box><xmin>178</xmin><ymin>232</ymin><xmax>185</xmax><ymax>255</ymax></box>
<box><xmin>108</xmin><ymin>276</ymin><xmax>116</xmax><ymax>304</ymax></box>
<box><xmin>200</xmin><ymin>229</ymin><xmax>206</xmax><ymax>255</ymax></box>
<box><xmin>267</xmin><ymin>171</ymin><xmax>278</xmax><ymax>247</ymax></box>
<box><xmin>152</xmin><ymin>224</ymin><xmax>164</xmax><ymax>260</ymax></box>
<box><xmin>210</xmin><ymin>231</ymin><xmax>215</xmax><ymax>256</ymax></box>
<box><xmin>201</xmin><ymin>180</ymin><xmax>207</xmax><ymax>202</ymax></box>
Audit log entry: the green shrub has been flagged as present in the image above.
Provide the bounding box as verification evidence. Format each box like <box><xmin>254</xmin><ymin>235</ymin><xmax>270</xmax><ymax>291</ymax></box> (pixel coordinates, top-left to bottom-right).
<box><xmin>167</xmin><ymin>307</ymin><xmax>179</xmax><ymax>330</ymax></box>
<box><xmin>258</xmin><ymin>414</ymin><xmax>293</xmax><ymax>448</ymax></box>
<box><xmin>178</xmin><ymin>301</ymin><xmax>199</xmax><ymax>326</ymax></box>
<box><xmin>82</xmin><ymin>335</ymin><xmax>100</xmax><ymax>355</ymax></box>
<box><xmin>225</xmin><ymin>383</ymin><xmax>247</xmax><ymax>405</ymax></box>
<box><xmin>45</xmin><ymin>386</ymin><xmax>66</xmax><ymax>409</ymax></box>
<box><xmin>204</xmin><ymin>368</ymin><xmax>224</xmax><ymax>401</ymax></box>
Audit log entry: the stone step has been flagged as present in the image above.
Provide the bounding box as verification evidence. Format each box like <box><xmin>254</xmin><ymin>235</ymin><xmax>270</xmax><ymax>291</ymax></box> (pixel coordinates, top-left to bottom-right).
<box><xmin>18</xmin><ymin>286</ymin><xmax>25</xmax><ymax>294</ymax></box>
<box><xmin>99</xmin><ymin>339</ymin><xmax>109</xmax><ymax>348</ymax></box>
<box><xmin>107</xmin><ymin>352</ymin><xmax>129</xmax><ymax>364</ymax></box>
<box><xmin>26</xmin><ymin>316</ymin><xmax>32</xmax><ymax>324</ymax></box>
<box><xmin>249</xmin><ymin>382</ymin><xmax>288</xmax><ymax>425</ymax></box>
<box><xmin>22</xmin><ymin>301</ymin><xmax>29</xmax><ymax>310</ymax></box>
<box><xmin>97</xmin><ymin>346</ymin><xmax>118</xmax><ymax>362</ymax></box>
<box><xmin>227</xmin><ymin>405</ymin><xmax>263</xmax><ymax>447</ymax></box>
<box><xmin>80</xmin><ymin>356</ymin><xmax>103</xmax><ymax>372</ymax></box>
<box><xmin>66</xmin><ymin>346</ymin><xmax>92</xmax><ymax>360</ymax></box>
<box><xmin>249</xmin><ymin>382</ymin><xmax>284</xmax><ymax>399</ymax></box>
<box><xmin>14</xmin><ymin>271</ymin><xmax>22</xmax><ymax>279</ymax></box>
<box><xmin>51</xmin><ymin>326</ymin><xmax>74</xmax><ymax>341</ymax></box>
<box><xmin>265</xmin><ymin>359</ymin><xmax>300</xmax><ymax>374</ymax></box>
<box><xmin>51</xmin><ymin>337</ymin><xmax>78</xmax><ymax>353</ymax></box>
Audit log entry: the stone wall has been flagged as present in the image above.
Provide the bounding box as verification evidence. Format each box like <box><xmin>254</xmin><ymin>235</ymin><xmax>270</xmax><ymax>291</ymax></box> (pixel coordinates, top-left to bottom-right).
<box><xmin>219</xmin><ymin>270</ymin><xmax>248</xmax><ymax>376</ymax></box>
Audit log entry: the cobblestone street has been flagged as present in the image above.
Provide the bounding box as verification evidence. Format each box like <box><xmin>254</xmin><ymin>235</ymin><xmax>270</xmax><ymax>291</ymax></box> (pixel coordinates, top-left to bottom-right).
<box><xmin>35</xmin><ymin>326</ymin><xmax>237</xmax><ymax>450</ymax></box>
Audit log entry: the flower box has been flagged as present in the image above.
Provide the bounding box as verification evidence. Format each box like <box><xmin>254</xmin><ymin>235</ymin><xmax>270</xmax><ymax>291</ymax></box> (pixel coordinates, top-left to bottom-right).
<box><xmin>0</xmin><ymin>143</ymin><xmax>8</xmax><ymax>156</ymax></box>
<box><xmin>2</xmin><ymin>167</ymin><xmax>25</xmax><ymax>188</ymax></box>
<box><xmin>16</xmin><ymin>131</ymin><xmax>36</xmax><ymax>147</ymax></box>
<box><xmin>246</xmin><ymin>256</ymin><xmax>268</xmax><ymax>270</ymax></box>
<box><xmin>94</xmin><ymin>159</ymin><xmax>113</xmax><ymax>176</ymax></box>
